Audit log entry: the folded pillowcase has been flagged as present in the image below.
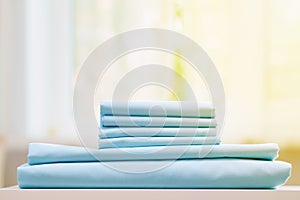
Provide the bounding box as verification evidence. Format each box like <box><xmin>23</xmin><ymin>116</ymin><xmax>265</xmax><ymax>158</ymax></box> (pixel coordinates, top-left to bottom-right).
<box><xmin>27</xmin><ymin>143</ymin><xmax>279</xmax><ymax>165</ymax></box>
<box><xmin>99</xmin><ymin>127</ymin><xmax>217</xmax><ymax>138</ymax></box>
<box><xmin>98</xmin><ymin>137</ymin><xmax>220</xmax><ymax>149</ymax></box>
<box><xmin>18</xmin><ymin>159</ymin><xmax>291</xmax><ymax>189</ymax></box>
<box><xmin>101</xmin><ymin>116</ymin><xmax>217</xmax><ymax>127</ymax></box>
<box><xmin>100</xmin><ymin>101</ymin><xmax>215</xmax><ymax>118</ymax></box>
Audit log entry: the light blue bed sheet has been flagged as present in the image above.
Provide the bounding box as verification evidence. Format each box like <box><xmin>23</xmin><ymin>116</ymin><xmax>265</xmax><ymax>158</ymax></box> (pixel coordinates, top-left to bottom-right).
<box><xmin>18</xmin><ymin>159</ymin><xmax>291</xmax><ymax>189</ymax></box>
<box><xmin>28</xmin><ymin>143</ymin><xmax>279</xmax><ymax>165</ymax></box>
<box><xmin>101</xmin><ymin>116</ymin><xmax>217</xmax><ymax>127</ymax></box>
<box><xmin>98</xmin><ymin>137</ymin><xmax>221</xmax><ymax>149</ymax></box>
<box><xmin>99</xmin><ymin>127</ymin><xmax>217</xmax><ymax>138</ymax></box>
<box><xmin>100</xmin><ymin>101</ymin><xmax>215</xmax><ymax>118</ymax></box>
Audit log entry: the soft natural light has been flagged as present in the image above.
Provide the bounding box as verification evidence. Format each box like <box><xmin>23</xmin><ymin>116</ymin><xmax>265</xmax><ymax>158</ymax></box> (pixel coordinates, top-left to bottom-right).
<box><xmin>74</xmin><ymin>0</ymin><xmax>300</xmax><ymax>145</ymax></box>
<box><xmin>1</xmin><ymin>0</ymin><xmax>300</xmax><ymax>187</ymax></box>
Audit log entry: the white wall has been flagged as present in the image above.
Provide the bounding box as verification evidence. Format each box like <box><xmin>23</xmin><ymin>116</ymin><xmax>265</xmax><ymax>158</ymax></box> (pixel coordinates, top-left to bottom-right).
<box><xmin>0</xmin><ymin>0</ymin><xmax>76</xmax><ymax>139</ymax></box>
<box><xmin>0</xmin><ymin>0</ymin><xmax>27</xmax><ymax>136</ymax></box>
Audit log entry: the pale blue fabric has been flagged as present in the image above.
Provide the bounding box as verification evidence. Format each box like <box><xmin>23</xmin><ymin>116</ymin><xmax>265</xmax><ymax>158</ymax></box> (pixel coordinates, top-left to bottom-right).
<box><xmin>18</xmin><ymin>159</ymin><xmax>291</xmax><ymax>189</ymax></box>
<box><xmin>101</xmin><ymin>101</ymin><xmax>215</xmax><ymax>118</ymax></box>
<box><xmin>28</xmin><ymin>143</ymin><xmax>279</xmax><ymax>165</ymax></box>
<box><xmin>99</xmin><ymin>127</ymin><xmax>217</xmax><ymax>138</ymax></box>
<box><xmin>98</xmin><ymin>137</ymin><xmax>221</xmax><ymax>149</ymax></box>
<box><xmin>101</xmin><ymin>116</ymin><xmax>217</xmax><ymax>127</ymax></box>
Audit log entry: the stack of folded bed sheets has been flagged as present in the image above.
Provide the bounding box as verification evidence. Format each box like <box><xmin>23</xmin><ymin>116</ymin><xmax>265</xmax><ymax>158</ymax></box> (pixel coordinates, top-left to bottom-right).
<box><xmin>99</xmin><ymin>101</ymin><xmax>219</xmax><ymax>149</ymax></box>
<box><xmin>17</xmin><ymin>101</ymin><xmax>291</xmax><ymax>189</ymax></box>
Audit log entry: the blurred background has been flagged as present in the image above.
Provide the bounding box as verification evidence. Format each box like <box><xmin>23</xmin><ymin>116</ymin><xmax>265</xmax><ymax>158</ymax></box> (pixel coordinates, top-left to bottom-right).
<box><xmin>0</xmin><ymin>0</ymin><xmax>300</xmax><ymax>187</ymax></box>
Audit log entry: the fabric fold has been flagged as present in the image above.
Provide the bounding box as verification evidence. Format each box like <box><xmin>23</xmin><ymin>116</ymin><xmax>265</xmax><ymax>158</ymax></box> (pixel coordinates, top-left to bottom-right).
<box><xmin>100</xmin><ymin>101</ymin><xmax>215</xmax><ymax>118</ymax></box>
<box><xmin>101</xmin><ymin>116</ymin><xmax>217</xmax><ymax>127</ymax></box>
<box><xmin>98</xmin><ymin>137</ymin><xmax>220</xmax><ymax>149</ymax></box>
<box><xmin>18</xmin><ymin>159</ymin><xmax>291</xmax><ymax>189</ymax></box>
<box><xmin>99</xmin><ymin>127</ymin><xmax>217</xmax><ymax>138</ymax></box>
<box><xmin>28</xmin><ymin>143</ymin><xmax>279</xmax><ymax>165</ymax></box>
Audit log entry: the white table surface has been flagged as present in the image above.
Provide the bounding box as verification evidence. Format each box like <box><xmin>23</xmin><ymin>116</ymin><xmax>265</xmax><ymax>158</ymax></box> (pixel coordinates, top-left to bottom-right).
<box><xmin>1</xmin><ymin>186</ymin><xmax>300</xmax><ymax>200</ymax></box>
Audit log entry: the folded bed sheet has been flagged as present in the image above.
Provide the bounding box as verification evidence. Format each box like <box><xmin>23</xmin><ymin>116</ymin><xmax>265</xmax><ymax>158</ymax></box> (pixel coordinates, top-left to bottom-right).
<box><xmin>28</xmin><ymin>143</ymin><xmax>279</xmax><ymax>165</ymax></box>
<box><xmin>101</xmin><ymin>116</ymin><xmax>217</xmax><ymax>127</ymax></box>
<box><xmin>98</xmin><ymin>137</ymin><xmax>220</xmax><ymax>149</ymax></box>
<box><xmin>99</xmin><ymin>127</ymin><xmax>217</xmax><ymax>138</ymax></box>
<box><xmin>18</xmin><ymin>159</ymin><xmax>291</xmax><ymax>189</ymax></box>
<box><xmin>100</xmin><ymin>101</ymin><xmax>215</xmax><ymax>118</ymax></box>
